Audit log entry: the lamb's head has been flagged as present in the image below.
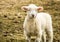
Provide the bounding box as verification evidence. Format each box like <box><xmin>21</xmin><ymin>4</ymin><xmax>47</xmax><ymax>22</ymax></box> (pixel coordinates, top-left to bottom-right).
<box><xmin>21</xmin><ymin>4</ymin><xmax>43</xmax><ymax>18</ymax></box>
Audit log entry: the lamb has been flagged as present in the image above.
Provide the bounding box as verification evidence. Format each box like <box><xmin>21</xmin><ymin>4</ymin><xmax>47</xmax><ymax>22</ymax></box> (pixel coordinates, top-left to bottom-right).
<box><xmin>21</xmin><ymin>4</ymin><xmax>53</xmax><ymax>42</ymax></box>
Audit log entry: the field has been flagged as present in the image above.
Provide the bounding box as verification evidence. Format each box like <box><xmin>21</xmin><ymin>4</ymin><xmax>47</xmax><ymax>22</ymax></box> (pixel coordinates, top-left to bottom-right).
<box><xmin>0</xmin><ymin>0</ymin><xmax>60</xmax><ymax>42</ymax></box>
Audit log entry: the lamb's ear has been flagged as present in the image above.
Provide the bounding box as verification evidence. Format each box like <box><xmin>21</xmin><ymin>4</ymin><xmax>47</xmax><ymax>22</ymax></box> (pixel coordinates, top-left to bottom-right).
<box><xmin>37</xmin><ymin>6</ymin><xmax>43</xmax><ymax>11</ymax></box>
<box><xmin>21</xmin><ymin>6</ymin><xmax>28</xmax><ymax>11</ymax></box>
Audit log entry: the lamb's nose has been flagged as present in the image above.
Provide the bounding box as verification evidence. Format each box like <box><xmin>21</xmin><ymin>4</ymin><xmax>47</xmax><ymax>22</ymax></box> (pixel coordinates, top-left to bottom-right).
<box><xmin>32</xmin><ymin>14</ymin><xmax>34</xmax><ymax>17</ymax></box>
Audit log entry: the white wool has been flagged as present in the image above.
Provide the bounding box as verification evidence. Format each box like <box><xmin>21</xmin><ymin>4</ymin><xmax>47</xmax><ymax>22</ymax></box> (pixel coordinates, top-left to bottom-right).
<box><xmin>22</xmin><ymin>4</ymin><xmax>53</xmax><ymax>42</ymax></box>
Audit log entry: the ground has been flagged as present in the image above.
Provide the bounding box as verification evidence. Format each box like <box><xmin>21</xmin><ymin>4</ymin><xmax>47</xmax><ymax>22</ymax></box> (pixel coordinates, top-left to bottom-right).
<box><xmin>0</xmin><ymin>0</ymin><xmax>60</xmax><ymax>42</ymax></box>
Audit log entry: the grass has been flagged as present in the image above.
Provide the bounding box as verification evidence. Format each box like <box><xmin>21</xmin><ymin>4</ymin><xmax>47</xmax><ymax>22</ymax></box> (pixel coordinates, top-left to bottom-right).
<box><xmin>0</xmin><ymin>0</ymin><xmax>60</xmax><ymax>42</ymax></box>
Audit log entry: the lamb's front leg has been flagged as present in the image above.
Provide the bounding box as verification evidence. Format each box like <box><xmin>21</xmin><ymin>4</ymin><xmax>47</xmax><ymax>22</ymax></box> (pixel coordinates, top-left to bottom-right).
<box><xmin>24</xmin><ymin>31</ymin><xmax>31</xmax><ymax>42</ymax></box>
<box><xmin>35</xmin><ymin>31</ymin><xmax>42</xmax><ymax>42</ymax></box>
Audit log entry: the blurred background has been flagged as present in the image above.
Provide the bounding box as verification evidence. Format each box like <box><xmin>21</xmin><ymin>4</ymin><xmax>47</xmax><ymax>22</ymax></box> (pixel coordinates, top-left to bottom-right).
<box><xmin>0</xmin><ymin>0</ymin><xmax>60</xmax><ymax>42</ymax></box>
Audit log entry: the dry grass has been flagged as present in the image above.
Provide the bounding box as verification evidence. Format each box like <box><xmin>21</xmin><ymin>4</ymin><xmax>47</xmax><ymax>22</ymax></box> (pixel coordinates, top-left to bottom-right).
<box><xmin>0</xmin><ymin>0</ymin><xmax>60</xmax><ymax>42</ymax></box>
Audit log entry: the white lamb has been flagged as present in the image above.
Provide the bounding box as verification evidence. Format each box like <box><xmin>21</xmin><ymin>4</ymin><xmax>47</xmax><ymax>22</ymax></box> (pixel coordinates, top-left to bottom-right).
<box><xmin>21</xmin><ymin>4</ymin><xmax>53</xmax><ymax>42</ymax></box>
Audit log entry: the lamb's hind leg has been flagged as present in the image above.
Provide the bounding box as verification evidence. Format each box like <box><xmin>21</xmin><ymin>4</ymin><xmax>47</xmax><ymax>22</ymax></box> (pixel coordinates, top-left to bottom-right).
<box><xmin>47</xmin><ymin>26</ymin><xmax>53</xmax><ymax>42</ymax></box>
<box><xmin>43</xmin><ymin>31</ymin><xmax>46</xmax><ymax>42</ymax></box>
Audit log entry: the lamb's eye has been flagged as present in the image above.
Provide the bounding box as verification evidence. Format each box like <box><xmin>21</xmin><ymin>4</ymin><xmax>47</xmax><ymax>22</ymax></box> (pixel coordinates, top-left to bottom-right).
<box><xmin>28</xmin><ymin>9</ymin><xmax>30</xmax><ymax>11</ymax></box>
